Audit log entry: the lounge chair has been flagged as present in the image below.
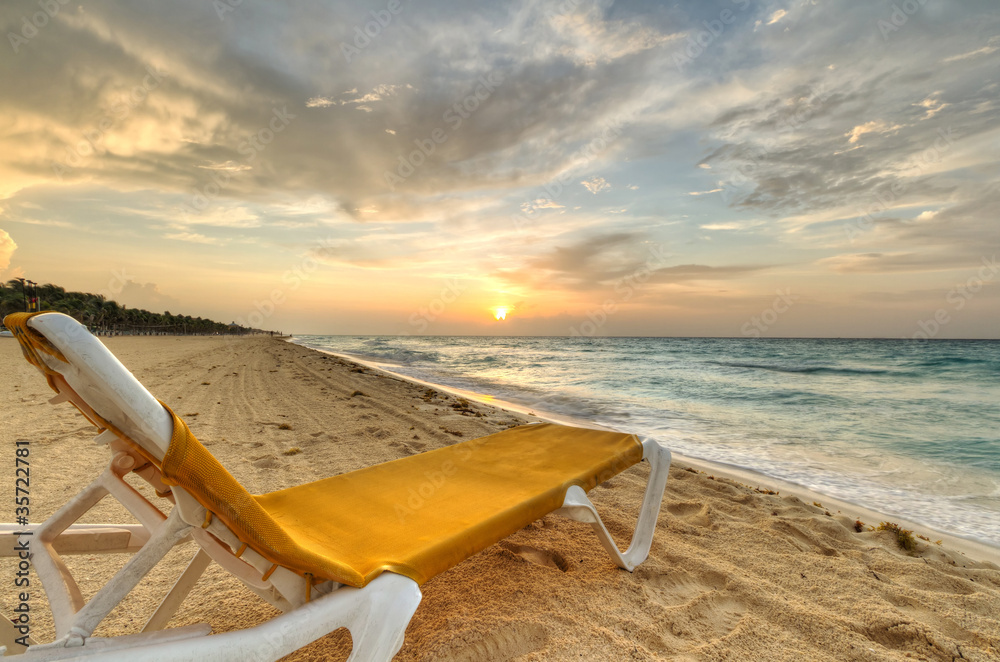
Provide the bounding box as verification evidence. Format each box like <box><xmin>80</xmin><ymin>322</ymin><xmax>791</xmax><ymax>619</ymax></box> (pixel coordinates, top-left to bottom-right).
<box><xmin>0</xmin><ymin>312</ymin><xmax>671</xmax><ymax>661</ymax></box>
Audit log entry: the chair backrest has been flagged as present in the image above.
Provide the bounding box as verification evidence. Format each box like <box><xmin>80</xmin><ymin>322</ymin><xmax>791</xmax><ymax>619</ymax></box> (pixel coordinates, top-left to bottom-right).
<box><xmin>5</xmin><ymin>312</ymin><xmax>172</xmax><ymax>459</ymax></box>
<box><xmin>7</xmin><ymin>312</ymin><xmax>326</xmax><ymax>584</ymax></box>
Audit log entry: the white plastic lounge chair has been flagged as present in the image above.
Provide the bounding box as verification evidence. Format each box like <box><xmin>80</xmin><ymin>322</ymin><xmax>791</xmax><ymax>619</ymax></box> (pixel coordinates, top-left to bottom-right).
<box><xmin>1</xmin><ymin>312</ymin><xmax>671</xmax><ymax>661</ymax></box>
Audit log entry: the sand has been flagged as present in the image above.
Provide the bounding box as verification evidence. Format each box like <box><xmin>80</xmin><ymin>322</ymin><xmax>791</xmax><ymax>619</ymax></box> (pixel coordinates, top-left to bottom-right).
<box><xmin>1</xmin><ymin>335</ymin><xmax>998</xmax><ymax>661</ymax></box>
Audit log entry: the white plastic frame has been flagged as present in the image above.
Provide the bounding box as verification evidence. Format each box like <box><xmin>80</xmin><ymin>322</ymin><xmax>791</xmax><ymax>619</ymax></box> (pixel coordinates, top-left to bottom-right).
<box><xmin>556</xmin><ymin>438</ymin><xmax>671</xmax><ymax>571</ymax></box>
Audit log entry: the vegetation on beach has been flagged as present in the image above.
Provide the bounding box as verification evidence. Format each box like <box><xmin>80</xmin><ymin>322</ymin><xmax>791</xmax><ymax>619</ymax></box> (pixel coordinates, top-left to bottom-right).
<box><xmin>875</xmin><ymin>521</ymin><xmax>917</xmax><ymax>552</ymax></box>
<box><xmin>0</xmin><ymin>280</ymin><xmax>242</xmax><ymax>334</ymax></box>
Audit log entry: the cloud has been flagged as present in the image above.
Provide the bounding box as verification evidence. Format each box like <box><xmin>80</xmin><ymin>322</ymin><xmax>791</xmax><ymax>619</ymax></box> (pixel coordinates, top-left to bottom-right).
<box><xmin>818</xmin><ymin>252</ymin><xmax>984</xmax><ymax>274</ymax></box>
<box><xmin>689</xmin><ymin>188</ymin><xmax>723</xmax><ymax>196</ymax></box>
<box><xmin>943</xmin><ymin>38</ymin><xmax>1000</xmax><ymax>63</ymax></box>
<box><xmin>520</xmin><ymin>198</ymin><xmax>565</xmax><ymax>214</ymax></box>
<box><xmin>766</xmin><ymin>9</ymin><xmax>788</xmax><ymax>25</ymax></box>
<box><xmin>845</xmin><ymin>120</ymin><xmax>902</xmax><ymax>144</ymax></box>
<box><xmin>308</xmin><ymin>240</ymin><xmax>431</xmax><ymax>270</ymax></box>
<box><xmin>197</xmin><ymin>161</ymin><xmax>252</xmax><ymax>173</ymax></box>
<box><xmin>646</xmin><ymin>263</ymin><xmax>769</xmax><ymax>284</ymax></box>
<box><xmin>165</xmin><ymin>231</ymin><xmax>223</xmax><ymax>244</ymax></box>
<box><xmin>496</xmin><ymin>232</ymin><xmax>769</xmax><ymax>295</ymax></box>
<box><xmin>581</xmin><ymin>176</ymin><xmax>610</xmax><ymax>194</ymax></box>
<box><xmin>0</xmin><ymin>229</ymin><xmax>16</xmax><ymax>273</ymax></box>
<box><xmin>306</xmin><ymin>97</ymin><xmax>337</xmax><ymax>108</ymax></box>
<box><xmin>700</xmin><ymin>221</ymin><xmax>762</xmax><ymax>231</ymax></box>
<box><xmin>176</xmin><ymin>207</ymin><xmax>261</xmax><ymax>228</ymax></box>
<box><xmin>307</xmin><ymin>84</ymin><xmax>407</xmax><ymax>110</ymax></box>
<box><xmin>915</xmin><ymin>94</ymin><xmax>949</xmax><ymax>120</ymax></box>
<box><xmin>0</xmin><ymin>0</ymin><xmax>682</xmax><ymax>212</ymax></box>
<box><xmin>496</xmin><ymin>232</ymin><xmax>649</xmax><ymax>291</ymax></box>
<box><xmin>113</xmin><ymin>280</ymin><xmax>181</xmax><ymax>312</ymax></box>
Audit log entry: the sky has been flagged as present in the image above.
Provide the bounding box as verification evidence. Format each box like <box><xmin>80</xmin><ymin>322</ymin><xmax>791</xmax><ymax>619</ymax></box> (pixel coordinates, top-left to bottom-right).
<box><xmin>1</xmin><ymin>0</ymin><xmax>998</xmax><ymax>337</ymax></box>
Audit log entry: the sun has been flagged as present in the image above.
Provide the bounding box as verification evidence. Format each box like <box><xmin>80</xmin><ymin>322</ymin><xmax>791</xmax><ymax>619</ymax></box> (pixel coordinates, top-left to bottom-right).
<box><xmin>493</xmin><ymin>306</ymin><xmax>508</xmax><ymax>321</ymax></box>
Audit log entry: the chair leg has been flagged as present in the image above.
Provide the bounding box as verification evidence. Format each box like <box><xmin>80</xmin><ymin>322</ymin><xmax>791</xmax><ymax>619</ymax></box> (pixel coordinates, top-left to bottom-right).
<box><xmin>556</xmin><ymin>438</ymin><xmax>671</xmax><ymax>571</ymax></box>
<box><xmin>346</xmin><ymin>573</ymin><xmax>423</xmax><ymax>661</ymax></box>
<box><xmin>143</xmin><ymin>548</ymin><xmax>213</xmax><ymax>632</ymax></box>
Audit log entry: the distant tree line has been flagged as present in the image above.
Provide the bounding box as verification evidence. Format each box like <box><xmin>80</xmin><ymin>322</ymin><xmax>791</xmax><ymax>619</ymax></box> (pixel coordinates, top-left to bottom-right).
<box><xmin>1</xmin><ymin>280</ymin><xmax>265</xmax><ymax>336</ymax></box>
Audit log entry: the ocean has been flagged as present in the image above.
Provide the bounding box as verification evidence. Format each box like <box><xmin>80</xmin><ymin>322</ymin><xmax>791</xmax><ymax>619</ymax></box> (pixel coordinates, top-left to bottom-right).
<box><xmin>293</xmin><ymin>335</ymin><xmax>1000</xmax><ymax>548</ymax></box>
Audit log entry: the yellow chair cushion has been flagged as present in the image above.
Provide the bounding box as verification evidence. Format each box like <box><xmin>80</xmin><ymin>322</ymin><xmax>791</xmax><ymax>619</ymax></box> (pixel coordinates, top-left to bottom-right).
<box><xmin>163</xmin><ymin>411</ymin><xmax>642</xmax><ymax>587</ymax></box>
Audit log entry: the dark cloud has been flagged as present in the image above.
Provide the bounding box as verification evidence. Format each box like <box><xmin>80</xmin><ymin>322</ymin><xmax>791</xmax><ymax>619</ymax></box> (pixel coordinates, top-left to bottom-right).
<box><xmin>497</xmin><ymin>231</ymin><xmax>768</xmax><ymax>293</ymax></box>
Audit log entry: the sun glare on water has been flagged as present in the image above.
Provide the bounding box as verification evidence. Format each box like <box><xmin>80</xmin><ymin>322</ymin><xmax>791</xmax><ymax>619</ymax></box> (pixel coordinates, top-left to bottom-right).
<box><xmin>493</xmin><ymin>307</ymin><xmax>508</xmax><ymax>321</ymax></box>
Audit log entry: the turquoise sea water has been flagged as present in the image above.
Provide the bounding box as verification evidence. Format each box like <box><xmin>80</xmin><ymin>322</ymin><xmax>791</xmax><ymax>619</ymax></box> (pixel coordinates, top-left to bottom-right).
<box><xmin>293</xmin><ymin>336</ymin><xmax>1000</xmax><ymax>547</ymax></box>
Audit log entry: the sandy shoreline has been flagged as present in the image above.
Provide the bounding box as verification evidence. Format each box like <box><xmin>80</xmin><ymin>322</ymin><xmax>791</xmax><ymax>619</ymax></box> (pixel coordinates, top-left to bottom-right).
<box><xmin>2</xmin><ymin>335</ymin><xmax>999</xmax><ymax>660</ymax></box>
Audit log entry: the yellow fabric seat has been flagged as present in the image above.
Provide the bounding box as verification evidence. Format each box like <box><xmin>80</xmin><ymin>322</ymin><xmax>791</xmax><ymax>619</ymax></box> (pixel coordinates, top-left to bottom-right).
<box><xmin>160</xmin><ymin>406</ymin><xmax>642</xmax><ymax>588</ymax></box>
<box><xmin>256</xmin><ymin>423</ymin><xmax>642</xmax><ymax>587</ymax></box>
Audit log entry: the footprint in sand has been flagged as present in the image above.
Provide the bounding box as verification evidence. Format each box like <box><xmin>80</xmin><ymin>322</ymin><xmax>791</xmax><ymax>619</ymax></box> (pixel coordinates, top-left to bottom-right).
<box><xmin>667</xmin><ymin>501</ymin><xmax>702</xmax><ymax>518</ymax></box>
<box><xmin>636</xmin><ymin>568</ymin><xmax>746</xmax><ymax>653</ymax></box>
<box><xmin>884</xmin><ymin>593</ymin><xmax>977</xmax><ymax>643</ymax></box>
<box><xmin>669</xmin><ymin>592</ymin><xmax>747</xmax><ymax>649</ymax></box>
<box><xmin>770</xmin><ymin>519</ymin><xmax>839</xmax><ymax>556</ymax></box>
<box><xmin>435</xmin><ymin>622</ymin><xmax>547</xmax><ymax>662</ymax></box>
<box><xmin>251</xmin><ymin>455</ymin><xmax>280</xmax><ymax>469</ymax></box>
<box><xmin>637</xmin><ymin>567</ymin><xmax>728</xmax><ymax>607</ymax></box>
<box><xmin>667</xmin><ymin>501</ymin><xmax>715</xmax><ymax>529</ymax></box>
<box><xmin>859</xmin><ymin>603</ymin><xmax>975</xmax><ymax>660</ymax></box>
<box><xmin>389</xmin><ymin>440</ymin><xmax>426</xmax><ymax>454</ymax></box>
<box><xmin>501</xmin><ymin>542</ymin><xmax>571</xmax><ymax>572</ymax></box>
<box><xmin>363</xmin><ymin>425</ymin><xmax>390</xmax><ymax>439</ymax></box>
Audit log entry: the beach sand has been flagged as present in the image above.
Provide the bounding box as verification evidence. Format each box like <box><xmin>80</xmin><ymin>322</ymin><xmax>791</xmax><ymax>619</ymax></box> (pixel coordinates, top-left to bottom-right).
<box><xmin>1</xmin><ymin>335</ymin><xmax>998</xmax><ymax>661</ymax></box>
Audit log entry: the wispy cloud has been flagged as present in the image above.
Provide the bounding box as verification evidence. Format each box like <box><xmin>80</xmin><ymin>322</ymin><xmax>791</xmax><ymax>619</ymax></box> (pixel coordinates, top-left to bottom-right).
<box><xmin>581</xmin><ymin>176</ymin><xmax>610</xmax><ymax>194</ymax></box>
<box><xmin>165</xmin><ymin>231</ymin><xmax>224</xmax><ymax>245</ymax></box>
<box><xmin>766</xmin><ymin>9</ymin><xmax>788</xmax><ymax>25</ymax></box>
